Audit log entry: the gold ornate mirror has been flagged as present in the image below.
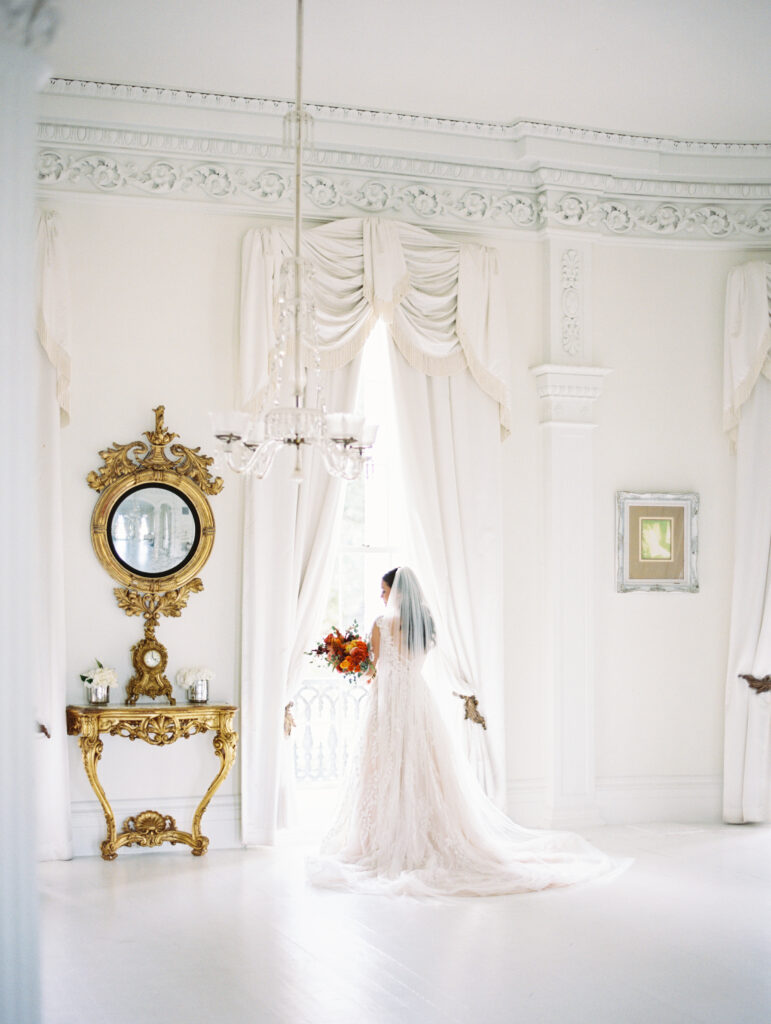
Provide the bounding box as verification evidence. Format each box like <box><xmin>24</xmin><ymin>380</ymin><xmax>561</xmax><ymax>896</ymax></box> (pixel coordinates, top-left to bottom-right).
<box><xmin>88</xmin><ymin>406</ymin><xmax>223</xmax><ymax>704</ymax></box>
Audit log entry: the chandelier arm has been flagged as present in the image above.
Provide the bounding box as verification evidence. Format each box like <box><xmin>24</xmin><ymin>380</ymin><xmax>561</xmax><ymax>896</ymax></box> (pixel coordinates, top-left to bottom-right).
<box><xmin>225</xmin><ymin>439</ymin><xmax>281</xmax><ymax>479</ymax></box>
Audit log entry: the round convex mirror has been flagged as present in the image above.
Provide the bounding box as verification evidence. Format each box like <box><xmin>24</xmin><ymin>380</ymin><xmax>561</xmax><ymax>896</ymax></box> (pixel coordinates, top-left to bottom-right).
<box><xmin>107</xmin><ymin>483</ymin><xmax>201</xmax><ymax>579</ymax></box>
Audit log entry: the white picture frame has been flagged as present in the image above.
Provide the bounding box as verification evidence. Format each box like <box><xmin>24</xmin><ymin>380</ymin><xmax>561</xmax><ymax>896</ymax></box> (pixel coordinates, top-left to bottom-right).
<box><xmin>616</xmin><ymin>491</ymin><xmax>699</xmax><ymax>592</ymax></box>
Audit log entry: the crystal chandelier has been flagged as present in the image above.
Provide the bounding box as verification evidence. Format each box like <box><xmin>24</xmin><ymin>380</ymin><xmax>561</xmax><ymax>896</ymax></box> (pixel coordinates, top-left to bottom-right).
<box><xmin>211</xmin><ymin>0</ymin><xmax>376</xmax><ymax>483</ymax></box>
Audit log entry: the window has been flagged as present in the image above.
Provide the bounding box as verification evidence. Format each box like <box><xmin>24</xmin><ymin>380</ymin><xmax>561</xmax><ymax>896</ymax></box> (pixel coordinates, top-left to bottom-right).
<box><xmin>291</xmin><ymin>322</ymin><xmax>406</xmax><ymax>791</ymax></box>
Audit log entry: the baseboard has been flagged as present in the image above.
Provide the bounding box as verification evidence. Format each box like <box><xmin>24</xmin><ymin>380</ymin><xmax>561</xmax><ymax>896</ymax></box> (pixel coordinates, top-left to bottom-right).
<box><xmin>595</xmin><ymin>774</ymin><xmax>723</xmax><ymax>824</ymax></box>
<box><xmin>71</xmin><ymin>775</ymin><xmax>724</xmax><ymax>857</ymax></box>
<box><xmin>70</xmin><ymin>793</ymin><xmax>242</xmax><ymax>858</ymax></box>
<box><xmin>506</xmin><ymin>780</ymin><xmax>552</xmax><ymax>828</ymax></box>
<box><xmin>507</xmin><ymin>774</ymin><xmax>723</xmax><ymax>827</ymax></box>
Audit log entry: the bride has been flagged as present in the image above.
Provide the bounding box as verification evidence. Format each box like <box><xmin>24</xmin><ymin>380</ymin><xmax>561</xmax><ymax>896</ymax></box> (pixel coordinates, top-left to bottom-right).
<box><xmin>308</xmin><ymin>566</ymin><xmax>626</xmax><ymax>898</ymax></box>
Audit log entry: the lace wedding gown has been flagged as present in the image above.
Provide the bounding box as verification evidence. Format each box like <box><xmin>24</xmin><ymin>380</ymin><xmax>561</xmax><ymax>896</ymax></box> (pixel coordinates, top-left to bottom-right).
<box><xmin>308</xmin><ymin>619</ymin><xmax>625</xmax><ymax>898</ymax></box>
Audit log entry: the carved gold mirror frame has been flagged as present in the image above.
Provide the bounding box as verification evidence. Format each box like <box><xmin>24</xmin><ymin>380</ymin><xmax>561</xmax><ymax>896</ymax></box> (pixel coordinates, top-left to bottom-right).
<box><xmin>88</xmin><ymin>406</ymin><xmax>223</xmax><ymax>705</ymax></box>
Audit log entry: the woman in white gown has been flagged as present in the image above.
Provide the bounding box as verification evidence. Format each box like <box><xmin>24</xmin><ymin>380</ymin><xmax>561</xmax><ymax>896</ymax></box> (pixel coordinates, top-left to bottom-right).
<box><xmin>308</xmin><ymin>567</ymin><xmax>626</xmax><ymax>898</ymax></box>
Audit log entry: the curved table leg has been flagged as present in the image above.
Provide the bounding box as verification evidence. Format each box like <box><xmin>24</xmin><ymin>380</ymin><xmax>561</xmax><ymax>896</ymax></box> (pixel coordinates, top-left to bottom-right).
<box><xmin>77</xmin><ymin>719</ymin><xmax>118</xmax><ymax>861</ymax></box>
<box><xmin>190</xmin><ymin>713</ymin><xmax>238</xmax><ymax>856</ymax></box>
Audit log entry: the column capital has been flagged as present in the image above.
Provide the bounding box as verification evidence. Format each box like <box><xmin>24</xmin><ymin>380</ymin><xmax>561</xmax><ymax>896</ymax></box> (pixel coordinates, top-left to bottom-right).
<box><xmin>531</xmin><ymin>363</ymin><xmax>612</xmax><ymax>424</ymax></box>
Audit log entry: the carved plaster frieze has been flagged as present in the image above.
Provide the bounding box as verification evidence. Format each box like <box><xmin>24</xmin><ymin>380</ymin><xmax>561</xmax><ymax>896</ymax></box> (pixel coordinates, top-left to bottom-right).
<box><xmin>36</xmin><ymin>145</ymin><xmax>771</xmax><ymax>242</ymax></box>
<box><xmin>37</xmin><ymin>121</ymin><xmax>771</xmax><ymax>203</ymax></box>
<box><xmin>543</xmin><ymin>192</ymin><xmax>771</xmax><ymax>239</ymax></box>
<box><xmin>35</xmin><ymin>102</ymin><xmax>771</xmax><ymax>242</ymax></box>
<box><xmin>35</xmin><ymin>149</ymin><xmax>541</xmax><ymax>228</ymax></box>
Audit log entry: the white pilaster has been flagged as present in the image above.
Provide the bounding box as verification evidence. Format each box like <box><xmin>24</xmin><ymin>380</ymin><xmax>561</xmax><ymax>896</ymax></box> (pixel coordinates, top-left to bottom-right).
<box><xmin>0</xmin><ymin>28</ymin><xmax>47</xmax><ymax>1024</ymax></box>
<box><xmin>532</xmin><ymin>361</ymin><xmax>610</xmax><ymax>829</ymax></box>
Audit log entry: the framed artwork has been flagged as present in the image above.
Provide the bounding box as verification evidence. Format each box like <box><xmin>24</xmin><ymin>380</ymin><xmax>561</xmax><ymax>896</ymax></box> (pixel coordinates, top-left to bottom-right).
<box><xmin>616</xmin><ymin>491</ymin><xmax>699</xmax><ymax>592</ymax></box>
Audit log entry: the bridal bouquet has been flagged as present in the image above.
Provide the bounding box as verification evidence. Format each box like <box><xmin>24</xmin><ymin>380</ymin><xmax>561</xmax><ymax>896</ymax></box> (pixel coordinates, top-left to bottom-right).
<box><xmin>307</xmin><ymin>624</ymin><xmax>372</xmax><ymax>682</ymax></box>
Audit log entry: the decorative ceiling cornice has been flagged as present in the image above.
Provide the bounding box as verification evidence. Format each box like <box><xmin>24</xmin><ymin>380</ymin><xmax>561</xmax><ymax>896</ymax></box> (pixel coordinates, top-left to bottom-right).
<box><xmin>42</xmin><ymin>79</ymin><xmax>771</xmax><ymax>157</ymax></box>
<box><xmin>36</xmin><ymin>79</ymin><xmax>771</xmax><ymax>245</ymax></box>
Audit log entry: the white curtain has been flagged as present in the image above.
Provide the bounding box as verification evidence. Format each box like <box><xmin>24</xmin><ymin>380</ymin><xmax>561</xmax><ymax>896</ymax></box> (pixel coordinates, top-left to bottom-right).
<box><xmin>239</xmin><ymin>218</ymin><xmax>510</xmax><ymax>842</ymax></box>
<box><xmin>387</xmin><ymin>348</ymin><xmax>507</xmax><ymax>804</ymax></box>
<box><xmin>33</xmin><ymin>211</ymin><xmax>72</xmax><ymax>860</ymax></box>
<box><xmin>722</xmin><ymin>260</ymin><xmax>771</xmax><ymax>824</ymax></box>
<box><xmin>240</xmin><ymin>365</ymin><xmax>362</xmax><ymax>844</ymax></box>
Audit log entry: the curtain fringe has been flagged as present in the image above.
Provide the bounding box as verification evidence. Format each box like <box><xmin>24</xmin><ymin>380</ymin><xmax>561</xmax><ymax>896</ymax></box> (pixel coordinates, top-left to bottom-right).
<box><xmin>723</xmin><ymin>331</ymin><xmax>771</xmax><ymax>446</ymax></box>
<box><xmin>317</xmin><ymin>311</ymin><xmax>380</xmax><ymax>372</ymax></box>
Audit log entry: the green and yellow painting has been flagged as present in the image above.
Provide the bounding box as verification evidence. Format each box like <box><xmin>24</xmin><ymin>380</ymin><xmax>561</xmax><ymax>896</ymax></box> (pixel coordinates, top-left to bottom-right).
<box><xmin>639</xmin><ymin>517</ymin><xmax>673</xmax><ymax>561</ymax></box>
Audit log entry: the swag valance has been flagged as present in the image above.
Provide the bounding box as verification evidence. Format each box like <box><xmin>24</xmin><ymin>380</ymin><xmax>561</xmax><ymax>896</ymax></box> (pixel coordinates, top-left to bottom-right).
<box><xmin>240</xmin><ymin>217</ymin><xmax>511</xmax><ymax>436</ymax></box>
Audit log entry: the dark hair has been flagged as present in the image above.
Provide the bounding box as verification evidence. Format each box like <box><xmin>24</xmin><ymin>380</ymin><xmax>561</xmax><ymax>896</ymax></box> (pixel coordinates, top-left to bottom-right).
<box><xmin>382</xmin><ymin>568</ymin><xmax>398</xmax><ymax>588</ymax></box>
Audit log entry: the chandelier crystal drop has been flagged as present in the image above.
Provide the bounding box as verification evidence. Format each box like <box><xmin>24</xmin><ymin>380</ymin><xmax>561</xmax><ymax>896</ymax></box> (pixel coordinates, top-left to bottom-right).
<box><xmin>210</xmin><ymin>0</ymin><xmax>376</xmax><ymax>483</ymax></box>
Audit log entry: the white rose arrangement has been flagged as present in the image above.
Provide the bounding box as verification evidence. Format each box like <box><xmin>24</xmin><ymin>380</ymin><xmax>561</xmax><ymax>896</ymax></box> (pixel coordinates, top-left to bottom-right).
<box><xmin>175</xmin><ymin>666</ymin><xmax>215</xmax><ymax>689</ymax></box>
<box><xmin>80</xmin><ymin>660</ymin><xmax>118</xmax><ymax>688</ymax></box>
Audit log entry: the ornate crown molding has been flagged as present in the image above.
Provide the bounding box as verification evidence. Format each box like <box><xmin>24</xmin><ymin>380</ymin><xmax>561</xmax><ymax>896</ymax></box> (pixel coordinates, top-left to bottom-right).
<box><xmin>43</xmin><ymin>79</ymin><xmax>771</xmax><ymax>157</ymax></box>
<box><xmin>36</xmin><ymin>79</ymin><xmax>771</xmax><ymax>244</ymax></box>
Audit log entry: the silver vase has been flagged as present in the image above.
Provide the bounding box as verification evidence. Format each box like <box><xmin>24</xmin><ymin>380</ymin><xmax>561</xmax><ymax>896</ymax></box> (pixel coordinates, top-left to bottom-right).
<box><xmin>188</xmin><ymin>679</ymin><xmax>209</xmax><ymax>704</ymax></box>
<box><xmin>86</xmin><ymin>683</ymin><xmax>110</xmax><ymax>705</ymax></box>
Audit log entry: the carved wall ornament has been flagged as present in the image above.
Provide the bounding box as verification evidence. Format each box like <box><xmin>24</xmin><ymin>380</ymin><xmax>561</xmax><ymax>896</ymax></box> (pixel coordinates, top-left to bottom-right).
<box><xmin>560</xmin><ymin>249</ymin><xmax>582</xmax><ymax>356</ymax></box>
<box><xmin>88</xmin><ymin>406</ymin><xmax>222</xmax><ymax>704</ymax></box>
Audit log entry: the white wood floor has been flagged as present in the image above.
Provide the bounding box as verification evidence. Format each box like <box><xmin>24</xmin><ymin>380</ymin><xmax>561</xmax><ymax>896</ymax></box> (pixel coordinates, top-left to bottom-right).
<box><xmin>39</xmin><ymin>823</ymin><xmax>770</xmax><ymax>1024</ymax></box>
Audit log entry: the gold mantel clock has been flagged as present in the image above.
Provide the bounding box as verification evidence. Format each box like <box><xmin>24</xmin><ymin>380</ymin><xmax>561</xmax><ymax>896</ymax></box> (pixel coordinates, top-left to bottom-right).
<box><xmin>88</xmin><ymin>406</ymin><xmax>223</xmax><ymax>704</ymax></box>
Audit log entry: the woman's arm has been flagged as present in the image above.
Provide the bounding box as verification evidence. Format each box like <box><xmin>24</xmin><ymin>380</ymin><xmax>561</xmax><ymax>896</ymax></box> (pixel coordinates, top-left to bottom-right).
<box><xmin>367</xmin><ymin>620</ymin><xmax>380</xmax><ymax>678</ymax></box>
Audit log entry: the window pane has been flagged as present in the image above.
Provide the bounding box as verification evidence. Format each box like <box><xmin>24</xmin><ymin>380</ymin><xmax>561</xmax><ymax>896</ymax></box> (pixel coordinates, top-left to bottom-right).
<box><xmin>341</xmin><ymin>474</ymin><xmax>364</xmax><ymax>548</ymax></box>
<box><xmin>294</xmin><ymin>319</ymin><xmax>409</xmax><ymax>788</ymax></box>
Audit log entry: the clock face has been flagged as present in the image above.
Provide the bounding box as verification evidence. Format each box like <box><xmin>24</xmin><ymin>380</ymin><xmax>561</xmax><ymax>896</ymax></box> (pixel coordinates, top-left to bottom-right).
<box><xmin>143</xmin><ymin>649</ymin><xmax>162</xmax><ymax>668</ymax></box>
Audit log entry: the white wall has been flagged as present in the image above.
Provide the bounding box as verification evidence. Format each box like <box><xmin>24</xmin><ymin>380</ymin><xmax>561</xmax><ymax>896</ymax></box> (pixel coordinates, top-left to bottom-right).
<box><xmin>591</xmin><ymin>244</ymin><xmax>761</xmax><ymax>821</ymax></box>
<box><xmin>50</xmin><ymin>186</ymin><xmax>771</xmax><ymax>852</ymax></box>
<box><xmin>499</xmin><ymin>239</ymin><xmax>771</xmax><ymax>824</ymax></box>
<box><xmin>56</xmin><ymin>198</ymin><xmax>253</xmax><ymax>853</ymax></box>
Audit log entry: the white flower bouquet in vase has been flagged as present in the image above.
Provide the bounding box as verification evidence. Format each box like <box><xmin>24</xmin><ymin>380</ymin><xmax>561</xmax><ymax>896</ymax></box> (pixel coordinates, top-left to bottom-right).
<box><xmin>176</xmin><ymin>666</ymin><xmax>215</xmax><ymax>704</ymax></box>
<box><xmin>80</xmin><ymin>660</ymin><xmax>118</xmax><ymax>705</ymax></box>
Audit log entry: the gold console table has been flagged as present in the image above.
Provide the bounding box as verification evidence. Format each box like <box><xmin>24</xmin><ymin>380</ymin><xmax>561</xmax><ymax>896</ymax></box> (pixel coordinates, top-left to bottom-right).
<box><xmin>66</xmin><ymin>704</ymin><xmax>238</xmax><ymax>860</ymax></box>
